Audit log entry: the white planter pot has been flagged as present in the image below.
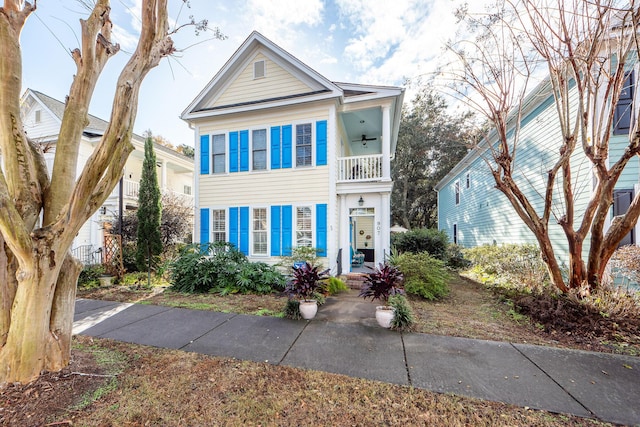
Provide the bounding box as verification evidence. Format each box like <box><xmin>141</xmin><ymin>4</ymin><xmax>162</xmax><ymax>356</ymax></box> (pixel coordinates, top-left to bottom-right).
<box><xmin>299</xmin><ymin>300</ymin><xmax>318</xmax><ymax>320</ymax></box>
<box><xmin>375</xmin><ymin>306</ymin><xmax>395</xmax><ymax>328</ymax></box>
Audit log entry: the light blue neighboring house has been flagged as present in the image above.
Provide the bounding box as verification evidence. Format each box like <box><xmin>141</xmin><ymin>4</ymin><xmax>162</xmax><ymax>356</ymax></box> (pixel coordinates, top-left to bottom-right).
<box><xmin>435</xmin><ymin>76</ymin><xmax>639</xmax><ymax>266</ymax></box>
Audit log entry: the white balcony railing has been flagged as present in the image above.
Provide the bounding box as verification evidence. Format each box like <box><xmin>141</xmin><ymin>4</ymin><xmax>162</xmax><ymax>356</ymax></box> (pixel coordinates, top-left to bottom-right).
<box><xmin>113</xmin><ymin>179</ymin><xmax>193</xmax><ymax>205</ymax></box>
<box><xmin>337</xmin><ymin>154</ymin><xmax>384</xmax><ymax>182</ymax></box>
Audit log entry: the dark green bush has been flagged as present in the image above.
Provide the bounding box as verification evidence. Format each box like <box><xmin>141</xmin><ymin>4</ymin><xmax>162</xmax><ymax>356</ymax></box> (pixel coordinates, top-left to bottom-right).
<box><xmin>122</xmin><ymin>242</ymin><xmax>139</xmax><ymax>273</ymax></box>
<box><xmin>446</xmin><ymin>244</ymin><xmax>471</xmax><ymax>269</ymax></box>
<box><xmin>388</xmin><ymin>294</ymin><xmax>415</xmax><ymax>331</ymax></box>
<box><xmin>169</xmin><ymin>242</ymin><xmax>285</xmax><ymax>294</ymax></box>
<box><xmin>395</xmin><ymin>252</ymin><xmax>449</xmax><ymax>300</ymax></box>
<box><xmin>283</xmin><ymin>299</ymin><xmax>301</xmax><ymax>320</ymax></box>
<box><xmin>391</xmin><ymin>228</ymin><xmax>449</xmax><ymax>260</ymax></box>
<box><xmin>78</xmin><ymin>265</ymin><xmax>106</xmax><ymax>289</ymax></box>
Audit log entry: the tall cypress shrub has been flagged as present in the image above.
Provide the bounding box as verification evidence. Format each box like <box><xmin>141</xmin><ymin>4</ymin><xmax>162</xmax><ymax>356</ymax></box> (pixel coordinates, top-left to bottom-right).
<box><xmin>136</xmin><ymin>135</ymin><xmax>163</xmax><ymax>283</ymax></box>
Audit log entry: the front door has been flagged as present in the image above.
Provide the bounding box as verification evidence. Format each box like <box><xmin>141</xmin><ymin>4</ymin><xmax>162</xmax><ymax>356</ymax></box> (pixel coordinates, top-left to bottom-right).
<box><xmin>350</xmin><ymin>207</ymin><xmax>375</xmax><ymax>268</ymax></box>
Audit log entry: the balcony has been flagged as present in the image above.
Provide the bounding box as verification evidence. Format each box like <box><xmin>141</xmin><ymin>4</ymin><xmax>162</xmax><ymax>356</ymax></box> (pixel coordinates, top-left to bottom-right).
<box><xmin>337</xmin><ymin>154</ymin><xmax>385</xmax><ymax>182</ymax></box>
<box><xmin>110</xmin><ymin>179</ymin><xmax>194</xmax><ymax>205</ymax></box>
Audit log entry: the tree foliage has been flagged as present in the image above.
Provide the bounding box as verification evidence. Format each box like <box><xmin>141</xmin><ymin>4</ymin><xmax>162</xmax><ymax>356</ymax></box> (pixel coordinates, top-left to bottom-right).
<box><xmin>447</xmin><ymin>0</ymin><xmax>640</xmax><ymax>293</ymax></box>
<box><xmin>391</xmin><ymin>87</ymin><xmax>472</xmax><ymax>229</ymax></box>
<box><xmin>136</xmin><ymin>136</ymin><xmax>163</xmax><ymax>272</ymax></box>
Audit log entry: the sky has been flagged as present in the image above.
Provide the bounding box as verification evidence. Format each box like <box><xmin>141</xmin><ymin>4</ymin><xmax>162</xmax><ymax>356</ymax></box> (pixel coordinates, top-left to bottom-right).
<box><xmin>19</xmin><ymin>0</ymin><xmax>486</xmax><ymax>147</ymax></box>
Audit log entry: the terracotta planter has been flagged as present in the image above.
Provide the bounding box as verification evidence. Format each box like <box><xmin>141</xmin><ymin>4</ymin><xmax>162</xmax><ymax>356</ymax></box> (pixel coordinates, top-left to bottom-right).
<box><xmin>375</xmin><ymin>306</ymin><xmax>395</xmax><ymax>328</ymax></box>
<box><xmin>299</xmin><ymin>300</ymin><xmax>318</xmax><ymax>320</ymax></box>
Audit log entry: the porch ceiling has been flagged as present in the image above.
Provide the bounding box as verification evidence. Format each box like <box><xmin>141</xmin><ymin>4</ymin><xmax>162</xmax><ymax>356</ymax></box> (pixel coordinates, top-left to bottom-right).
<box><xmin>340</xmin><ymin>107</ymin><xmax>382</xmax><ymax>155</ymax></box>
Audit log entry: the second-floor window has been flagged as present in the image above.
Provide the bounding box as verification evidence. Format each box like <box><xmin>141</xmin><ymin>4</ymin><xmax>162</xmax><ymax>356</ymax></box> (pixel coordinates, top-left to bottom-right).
<box><xmin>212</xmin><ymin>134</ymin><xmax>226</xmax><ymax>174</ymax></box>
<box><xmin>614</xmin><ymin>71</ymin><xmax>634</xmax><ymax>135</ymax></box>
<box><xmin>212</xmin><ymin>209</ymin><xmax>226</xmax><ymax>242</ymax></box>
<box><xmin>455</xmin><ymin>181</ymin><xmax>460</xmax><ymax>205</ymax></box>
<box><xmin>252</xmin><ymin>129</ymin><xmax>267</xmax><ymax>170</ymax></box>
<box><xmin>253</xmin><ymin>208</ymin><xmax>267</xmax><ymax>255</ymax></box>
<box><xmin>296</xmin><ymin>206</ymin><xmax>312</xmax><ymax>247</ymax></box>
<box><xmin>296</xmin><ymin>123</ymin><xmax>312</xmax><ymax>167</ymax></box>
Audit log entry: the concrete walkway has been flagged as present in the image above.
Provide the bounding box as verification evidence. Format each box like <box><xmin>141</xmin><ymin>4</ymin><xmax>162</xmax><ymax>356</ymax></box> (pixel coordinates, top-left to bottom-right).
<box><xmin>73</xmin><ymin>293</ymin><xmax>640</xmax><ymax>426</ymax></box>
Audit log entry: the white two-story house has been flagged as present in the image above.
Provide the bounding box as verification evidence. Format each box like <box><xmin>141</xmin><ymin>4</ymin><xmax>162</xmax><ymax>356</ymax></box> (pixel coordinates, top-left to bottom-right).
<box><xmin>21</xmin><ymin>89</ymin><xmax>194</xmax><ymax>265</ymax></box>
<box><xmin>181</xmin><ymin>31</ymin><xmax>404</xmax><ymax>273</ymax></box>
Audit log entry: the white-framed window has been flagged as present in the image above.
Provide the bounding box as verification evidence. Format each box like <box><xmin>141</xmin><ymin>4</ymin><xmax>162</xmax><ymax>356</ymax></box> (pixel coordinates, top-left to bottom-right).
<box><xmin>212</xmin><ymin>134</ymin><xmax>226</xmax><ymax>174</ymax></box>
<box><xmin>455</xmin><ymin>181</ymin><xmax>460</xmax><ymax>205</ymax></box>
<box><xmin>254</xmin><ymin>60</ymin><xmax>266</xmax><ymax>79</ymax></box>
<box><xmin>35</xmin><ymin>109</ymin><xmax>41</xmax><ymax>123</ymax></box>
<box><xmin>296</xmin><ymin>206</ymin><xmax>312</xmax><ymax>247</ymax></box>
<box><xmin>183</xmin><ymin>185</ymin><xmax>192</xmax><ymax>196</ymax></box>
<box><xmin>252</xmin><ymin>208</ymin><xmax>268</xmax><ymax>255</ymax></box>
<box><xmin>252</xmin><ymin>129</ymin><xmax>267</xmax><ymax>170</ymax></box>
<box><xmin>212</xmin><ymin>209</ymin><xmax>226</xmax><ymax>242</ymax></box>
<box><xmin>296</xmin><ymin>123</ymin><xmax>312</xmax><ymax>167</ymax></box>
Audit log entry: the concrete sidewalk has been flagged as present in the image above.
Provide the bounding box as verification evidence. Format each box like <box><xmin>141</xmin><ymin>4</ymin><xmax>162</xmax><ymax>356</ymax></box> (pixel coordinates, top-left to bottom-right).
<box><xmin>74</xmin><ymin>297</ymin><xmax>640</xmax><ymax>426</ymax></box>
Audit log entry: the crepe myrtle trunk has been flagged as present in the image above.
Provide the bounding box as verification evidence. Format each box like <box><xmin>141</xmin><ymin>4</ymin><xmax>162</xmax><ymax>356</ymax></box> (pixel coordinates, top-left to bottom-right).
<box><xmin>0</xmin><ymin>0</ymin><xmax>175</xmax><ymax>384</ymax></box>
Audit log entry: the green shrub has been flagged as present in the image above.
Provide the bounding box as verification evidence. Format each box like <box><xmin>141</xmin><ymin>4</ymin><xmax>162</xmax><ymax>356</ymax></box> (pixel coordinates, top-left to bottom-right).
<box><xmin>326</xmin><ymin>277</ymin><xmax>348</xmax><ymax>295</ymax></box>
<box><xmin>391</xmin><ymin>228</ymin><xmax>449</xmax><ymax>260</ymax></box>
<box><xmin>446</xmin><ymin>244</ymin><xmax>471</xmax><ymax>270</ymax></box>
<box><xmin>283</xmin><ymin>299</ymin><xmax>301</xmax><ymax>320</ymax></box>
<box><xmin>78</xmin><ymin>265</ymin><xmax>106</xmax><ymax>289</ymax></box>
<box><xmin>395</xmin><ymin>252</ymin><xmax>449</xmax><ymax>300</ymax></box>
<box><xmin>462</xmin><ymin>244</ymin><xmax>549</xmax><ymax>292</ymax></box>
<box><xmin>278</xmin><ymin>246</ymin><xmax>324</xmax><ymax>269</ymax></box>
<box><xmin>169</xmin><ymin>242</ymin><xmax>285</xmax><ymax>294</ymax></box>
<box><xmin>388</xmin><ymin>294</ymin><xmax>415</xmax><ymax>331</ymax></box>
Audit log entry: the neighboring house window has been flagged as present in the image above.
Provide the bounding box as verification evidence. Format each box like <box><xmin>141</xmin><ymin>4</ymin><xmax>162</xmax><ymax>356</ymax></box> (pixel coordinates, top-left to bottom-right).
<box><xmin>296</xmin><ymin>206</ymin><xmax>312</xmax><ymax>247</ymax></box>
<box><xmin>183</xmin><ymin>185</ymin><xmax>192</xmax><ymax>195</ymax></box>
<box><xmin>212</xmin><ymin>134</ymin><xmax>226</xmax><ymax>174</ymax></box>
<box><xmin>614</xmin><ymin>71</ymin><xmax>634</xmax><ymax>135</ymax></box>
<box><xmin>453</xmin><ymin>223</ymin><xmax>458</xmax><ymax>245</ymax></box>
<box><xmin>252</xmin><ymin>129</ymin><xmax>267</xmax><ymax>170</ymax></box>
<box><xmin>466</xmin><ymin>173</ymin><xmax>470</xmax><ymax>189</ymax></box>
<box><xmin>35</xmin><ymin>110</ymin><xmax>41</xmax><ymax>123</ymax></box>
<box><xmin>296</xmin><ymin>123</ymin><xmax>312</xmax><ymax>167</ymax></box>
<box><xmin>253</xmin><ymin>208</ymin><xmax>268</xmax><ymax>255</ymax></box>
<box><xmin>455</xmin><ymin>181</ymin><xmax>460</xmax><ymax>205</ymax></box>
<box><xmin>254</xmin><ymin>60</ymin><xmax>266</xmax><ymax>79</ymax></box>
<box><xmin>212</xmin><ymin>209</ymin><xmax>226</xmax><ymax>243</ymax></box>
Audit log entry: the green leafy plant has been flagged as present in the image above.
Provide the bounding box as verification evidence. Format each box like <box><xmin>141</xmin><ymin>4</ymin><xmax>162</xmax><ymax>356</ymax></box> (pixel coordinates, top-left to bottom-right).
<box><xmin>285</xmin><ymin>261</ymin><xmax>330</xmax><ymax>300</ymax></box>
<box><xmin>388</xmin><ymin>294</ymin><xmax>415</xmax><ymax>331</ymax></box>
<box><xmin>78</xmin><ymin>265</ymin><xmax>106</xmax><ymax>289</ymax></box>
<box><xmin>358</xmin><ymin>263</ymin><xmax>404</xmax><ymax>303</ymax></box>
<box><xmin>326</xmin><ymin>277</ymin><xmax>348</xmax><ymax>295</ymax></box>
<box><xmin>394</xmin><ymin>252</ymin><xmax>449</xmax><ymax>300</ymax></box>
<box><xmin>283</xmin><ymin>299</ymin><xmax>301</xmax><ymax>320</ymax></box>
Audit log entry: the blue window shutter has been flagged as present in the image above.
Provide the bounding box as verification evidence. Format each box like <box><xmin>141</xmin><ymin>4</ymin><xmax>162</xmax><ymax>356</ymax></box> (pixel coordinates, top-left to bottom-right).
<box><xmin>199</xmin><ymin>208</ymin><xmax>210</xmax><ymax>244</ymax></box>
<box><xmin>270</xmin><ymin>126</ymin><xmax>281</xmax><ymax>169</ymax></box>
<box><xmin>270</xmin><ymin>205</ymin><xmax>281</xmax><ymax>256</ymax></box>
<box><xmin>229</xmin><ymin>207</ymin><xmax>239</xmax><ymax>248</ymax></box>
<box><xmin>316</xmin><ymin>204</ymin><xmax>327</xmax><ymax>257</ymax></box>
<box><xmin>316</xmin><ymin>120</ymin><xmax>327</xmax><ymax>166</ymax></box>
<box><xmin>282</xmin><ymin>125</ymin><xmax>292</xmax><ymax>169</ymax></box>
<box><xmin>240</xmin><ymin>130</ymin><xmax>249</xmax><ymax>172</ymax></box>
<box><xmin>240</xmin><ymin>206</ymin><xmax>249</xmax><ymax>255</ymax></box>
<box><xmin>200</xmin><ymin>135</ymin><xmax>210</xmax><ymax>174</ymax></box>
<box><xmin>229</xmin><ymin>131</ymin><xmax>239</xmax><ymax>173</ymax></box>
<box><xmin>282</xmin><ymin>205</ymin><xmax>293</xmax><ymax>256</ymax></box>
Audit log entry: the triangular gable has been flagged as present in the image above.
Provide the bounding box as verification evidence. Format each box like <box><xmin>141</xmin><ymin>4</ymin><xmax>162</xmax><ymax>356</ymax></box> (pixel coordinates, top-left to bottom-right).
<box><xmin>181</xmin><ymin>31</ymin><xmax>342</xmax><ymax>119</ymax></box>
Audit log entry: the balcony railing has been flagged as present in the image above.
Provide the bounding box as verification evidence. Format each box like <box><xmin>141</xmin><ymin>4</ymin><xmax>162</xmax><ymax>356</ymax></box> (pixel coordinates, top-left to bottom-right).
<box><xmin>337</xmin><ymin>154</ymin><xmax>384</xmax><ymax>182</ymax></box>
<box><xmin>111</xmin><ymin>179</ymin><xmax>193</xmax><ymax>204</ymax></box>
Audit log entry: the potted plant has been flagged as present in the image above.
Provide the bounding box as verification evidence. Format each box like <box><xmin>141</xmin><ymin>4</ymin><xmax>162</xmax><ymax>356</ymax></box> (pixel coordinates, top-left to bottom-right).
<box><xmin>285</xmin><ymin>261</ymin><xmax>329</xmax><ymax>319</ymax></box>
<box><xmin>358</xmin><ymin>263</ymin><xmax>404</xmax><ymax>328</ymax></box>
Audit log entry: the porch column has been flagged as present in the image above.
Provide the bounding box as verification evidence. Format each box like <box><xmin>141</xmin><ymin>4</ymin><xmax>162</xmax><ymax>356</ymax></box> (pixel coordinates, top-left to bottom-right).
<box><xmin>339</xmin><ymin>195</ymin><xmax>350</xmax><ymax>272</ymax></box>
<box><xmin>159</xmin><ymin>160</ymin><xmax>167</xmax><ymax>191</ymax></box>
<box><xmin>379</xmin><ymin>192</ymin><xmax>391</xmax><ymax>264</ymax></box>
<box><xmin>382</xmin><ymin>105</ymin><xmax>391</xmax><ymax>181</ymax></box>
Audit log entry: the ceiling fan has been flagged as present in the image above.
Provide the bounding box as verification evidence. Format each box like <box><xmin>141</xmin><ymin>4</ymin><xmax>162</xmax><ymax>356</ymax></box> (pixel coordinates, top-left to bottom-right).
<box><xmin>353</xmin><ymin>134</ymin><xmax>377</xmax><ymax>146</ymax></box>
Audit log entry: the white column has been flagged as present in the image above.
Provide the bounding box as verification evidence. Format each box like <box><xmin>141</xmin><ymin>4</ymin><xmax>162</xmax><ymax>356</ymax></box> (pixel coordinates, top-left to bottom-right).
<box><xmin>379</xmin><ymin>192</ymin><xmax>391</xmax><ymax>264</ymax></box>
<box><xmin>339</xmin><ymin>195</ymin><xmax>350</xmax><ymax>272</ymax></box>
<box><xmin>160</xmin><ymin>160</ymin><xmax>167</xmax><ymax>191</ymax></box>
<box><xmin>382</xmin><ymin>105</ymin><xmax>391</xmax><ymax>181</ymax></box>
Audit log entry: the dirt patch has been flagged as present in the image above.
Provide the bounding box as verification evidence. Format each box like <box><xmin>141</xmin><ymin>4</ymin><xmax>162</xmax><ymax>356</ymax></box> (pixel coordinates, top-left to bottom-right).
<box><xmin>0</xmin><ymin>338</ymin><xmax>112</xmax><ymax>426</ymax></box>
<box><xmin>515</xmin><ymin>293</ymin><xmax>640</xmax><ymax>354</ymax></box>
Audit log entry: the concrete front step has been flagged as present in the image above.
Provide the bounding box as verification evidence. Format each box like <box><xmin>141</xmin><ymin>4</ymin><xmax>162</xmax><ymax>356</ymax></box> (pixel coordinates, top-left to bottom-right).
<box><xmin>343</xmin><ymin>273</ymin><xmax>367</xmax><ymax>290</ymax></box>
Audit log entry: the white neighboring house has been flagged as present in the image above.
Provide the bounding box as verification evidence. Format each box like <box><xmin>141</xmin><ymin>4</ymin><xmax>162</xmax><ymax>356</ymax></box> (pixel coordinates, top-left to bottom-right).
<box><xmin>21</xmin><ymin>89</ymin><xmax>194</xmax><ymax>264</ymax></box>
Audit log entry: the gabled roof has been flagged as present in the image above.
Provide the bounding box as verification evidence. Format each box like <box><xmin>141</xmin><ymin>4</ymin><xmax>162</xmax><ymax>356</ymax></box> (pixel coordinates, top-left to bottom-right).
<box><xmin>182</xmin><ymin>31</ymin><xmax>404</xmax><ymax>121</ymax></box>
<box><xmin>23</xmin><ymin>89</ymin><xmax>192</xmax><ymax>162</ymax></box>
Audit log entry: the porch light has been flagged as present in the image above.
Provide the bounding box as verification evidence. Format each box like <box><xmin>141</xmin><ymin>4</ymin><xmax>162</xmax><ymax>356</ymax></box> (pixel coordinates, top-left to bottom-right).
<box><xmin>358</xmin><ymin>196</ymin><xmax>364</xmax><ymax>206</ymax></box>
